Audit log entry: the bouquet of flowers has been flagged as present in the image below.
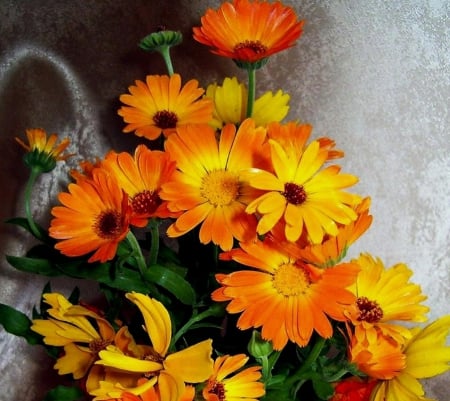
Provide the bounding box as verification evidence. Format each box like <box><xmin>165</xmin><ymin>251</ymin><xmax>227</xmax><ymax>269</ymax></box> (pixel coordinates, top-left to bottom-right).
<box><xmin>1</xmin><ymin>1</ymin><xmax>449</xmax><ymax>401</ymax></box>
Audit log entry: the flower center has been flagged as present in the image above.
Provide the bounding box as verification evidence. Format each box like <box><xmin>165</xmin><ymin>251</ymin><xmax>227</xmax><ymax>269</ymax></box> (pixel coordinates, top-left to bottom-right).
<box><xmin>200</xmin><ymin>170</ymin><xmax>240</xmax><ymax>206</ymax></box>
<box><xmin>356</xmin><ymin>296</ymin><xmax>384</xmax><ymax>323</ymax></box>
<box><xmin>272</xmin><ymin>263</ymin><xmax>311</xmax><ymax>296</ymax></box>
<box><xmin>234</xmin><ymin>40</ymin><xmax>268</xmax><ymax>56</ymax></box>
<box><xmin>93</xmin><ymin>210</ymin><xmax>123</xmax><ymax>239</ymax></box>
<box><xmin>207</xmin><ymin>380</ymin><xmax>226</xmax><ymax>401</ymax></box>
<box><xmin>131</xmin><ymin>190</ymin><xmax>161</xmax><ymax>215</ymax></box>
<box><xmin>153</xmin><ymin>110</ymin><xmax>178</xmax><ymax>129</ymax></box>
<box><xmin>283</xmin><ymin>182</ymin><xmax>307</xmax><ymax>205</ymax></box>
<box><xmin>89</xmin><ymin>338</ymin><xmax>112</xmax><ymax>354</ymax></box>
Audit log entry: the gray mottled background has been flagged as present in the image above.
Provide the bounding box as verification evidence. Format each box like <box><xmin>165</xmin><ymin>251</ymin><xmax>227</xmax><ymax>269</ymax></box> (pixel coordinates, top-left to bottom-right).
<box><xmin>0</xmin><ymin>1</ymin><xmax>449</xmax><ymax>400</ymax></box>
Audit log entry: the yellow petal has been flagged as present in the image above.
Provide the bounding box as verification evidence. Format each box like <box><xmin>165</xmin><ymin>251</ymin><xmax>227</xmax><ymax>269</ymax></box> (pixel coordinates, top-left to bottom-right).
<box><xmin>96</xmin><ymin>346</ymin><xmax>163</xmax><ymax>373</ymax></box>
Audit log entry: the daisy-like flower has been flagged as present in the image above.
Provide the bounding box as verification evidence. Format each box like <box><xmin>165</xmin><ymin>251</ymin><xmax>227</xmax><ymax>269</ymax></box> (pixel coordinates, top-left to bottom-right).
<box><xmin>160</xmin><ymin>119</ymin><xmax>267</xmax><ymax>251</ymax></box>
<box><xmin>101</xmin><ymin>145</ymin><xmax>179</xmax><ymax>227</ymax></box>
<box><xmin>31</xmin><ymin>293</ymin><xmax>116</xmax><ymax>379</ymax></box>
<box><xmin>349</xmin><ymin>316</ymin><xmax>450</xmax><ymax>401</ymax></box>
<box><xmin>202</xmin><ymin>354</ymin><xmax>265</xmax><ymax>401</ymax></box>
<box><xmin>49</xmin><ymin>168</ymin><xmax>131</xmax><ymax>263</ymax></box>
<box><xmin>205</xmin><ymin>77</ymin><xmax>290</xmax><ymax>129</ymax></box>
<box><xmin>15</xmin><ymin>127</ymin><xmax>72</xmax><ymax>172</ymax></box>
<box><xmin>245</xmin><ymin>122</ymin><xmax>360</xmax><ymax>244</ymax></box>
<box><xmin>213</xmin><ymin>239</ymin><xmax>359</xmax><ymax>350</ymax></box>
<box><xmin>118</xmin><ymin>74</ymin><xmax>213</xmax><ymax>141</ymax></box>
<box><xmin>121</xmin><ymin>383</ymin><xmax>195</xmax><ymax>401</ymax></box>
<box><xmin>193</xmin><ymin>0</ymin><xmax>304</xmax><ymax>66</ymax></box>
<box><xmin>346</xmin><ymin>253</ymin><xmax>429</xmax><ymax>344</ymax></box>
<box><xmin>91</xmin><ymin>292</ymin><xmax>213</xmax><ymax>401</ymax></box>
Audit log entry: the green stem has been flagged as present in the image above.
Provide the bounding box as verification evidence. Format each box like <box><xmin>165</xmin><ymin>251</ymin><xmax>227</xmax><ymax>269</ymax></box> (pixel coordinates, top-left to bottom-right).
<box><xmin>24</xmin><ymin>167</ymin><xmax>44</xmax><ymax>240</ymax></box>
<box><xmin>159</xmin><ymin>46</ymin><xmax>174</xmax><ymax>76</ymax></box>
<box><xmin>126</xmin><ymin>231</ymin><xmax>147</xmax><ymax>277</ymax></box>
<box><xmin>147</xmin><ymin>219</ymin><xmax>160</xmax><ymax>267</ymax></box>
<box><xmin>246</xmin><ymin>67</ymin><xmax>256</xmax><ymax>118</ymax></box>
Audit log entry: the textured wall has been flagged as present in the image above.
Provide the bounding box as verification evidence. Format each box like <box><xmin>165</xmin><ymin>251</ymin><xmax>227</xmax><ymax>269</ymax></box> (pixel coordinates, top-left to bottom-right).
<box><xmin>0</xmin><ymin>1</ymin><xmax>448</xmax><ymax>399</ymax></box>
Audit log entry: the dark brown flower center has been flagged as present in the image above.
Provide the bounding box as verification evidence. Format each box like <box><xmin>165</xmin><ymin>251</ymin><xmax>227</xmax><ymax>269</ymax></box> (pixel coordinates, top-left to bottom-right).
<box><xmin>89</xmin><ymin>338</ymin><xmax>112</xmax><ymax>354</ymax></box>
<box><xmin>356</xmin><ymin>296</ymin><xmax>384</xmax><ymax>323</ymax></box>
<box><xmin>153</xmin><ymin>110</ymin><xmax>178</xmax><ymax>129</ymax></box>
<box><xmin>93</xmin><ymin>210</ymin><xmax>123</xmax><ymax>239</ymax></box>
<box><xmin>207</xmin><ymin>380</ymin><xmax>226</xmax><ymax>401</ymax></box>
<box><xmin>283</xmin><ymin>182</ymin><xmax>307</xmax><ymax>205</ymax></box>
<box><xmin>132</xmin><ymin>190</ymin><xmax>162</xmax><ymax>215</ymax></box>
<box><xmin>234</xmin><ymin>40</ymin><xmax>268</xmax><ymax>56</ymax></box>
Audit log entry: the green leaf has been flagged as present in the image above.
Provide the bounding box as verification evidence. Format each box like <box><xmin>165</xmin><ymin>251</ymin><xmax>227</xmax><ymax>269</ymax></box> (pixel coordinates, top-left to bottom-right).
<box><xmin>144</xmin><ymin>264</ymin><xmax>196</xmax><ymax>305</ymax></box>
<box><xmin>0</xmin><ymin>304</ymin><xmax>41</xmax><ymax>345</ymax></box>
<box><xmin>312</xmin><ymin>378</ymin><xmax>334</xmax><ymax>400</ymax></box>
<box><xmin>6</xmin><ymin>255</ymin><xmax>59</xmax><ymax>276</ymax></box>
<box><xmin>42</xmin><ymin>385</ymin><xmax>83</xmax><ymax>401</ymax></box>
<box><xmin>5</xmin><ymin>216</ymin><xmax>49</xmax><ymax>240</ymax></box>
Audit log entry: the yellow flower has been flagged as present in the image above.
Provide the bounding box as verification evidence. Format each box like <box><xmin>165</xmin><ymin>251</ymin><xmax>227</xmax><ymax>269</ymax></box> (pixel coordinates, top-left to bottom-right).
<box><xmin>205</xmin><ymin>77</ymin><xmax>289</xmax><ymax>129</ymax></box>
<box><xmin>347</xmin><ymin>254</ymin><xmax>429</xmax><ymax>344</ymax></box>
<box><xmin>91</xmin><ymin>292</ymin><xmax>213</xmax><ymax>401</ymax></box>
<box><xmin>15</xmin><ymin>127</ymin><xmax>71</xmax><ymax>172</ymax></box>
<box><xmin>245</xmin><ymin>122</ymin><xmax>360</xmax><ymax>244</ymax></box>
<box><xmin>118</xmin><ymin>74</ymin><xmax>213</xmax><ymax>141</ymax></box>
<box><xmin>203</xmin><ymin>354</ymin><xmax>265</xmax><ymax>401</ymax></box>
<box><xmin>30</xmin><ymin>293</ymin><xmax>116</xmax><ymax>379</ymax></box>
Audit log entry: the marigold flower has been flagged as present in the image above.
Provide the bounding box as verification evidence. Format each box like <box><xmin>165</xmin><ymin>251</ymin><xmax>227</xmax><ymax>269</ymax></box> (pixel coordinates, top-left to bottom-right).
<box><xmin>193</xmin><ymin>0</ymin><xmax>304</xmax><ymax>66</ymax></box>
<box><xmin>330</xmin><ymin>377</ymin><xmax>377</xmax><ymax>401</ymax></box>
<box><xmin>346</xmin><ymin>253</ymin><xmax>429</xmax><ymax>344</ymax></box>
<box><xmin>205</xmin><ymin>77</ymin><xmax>289</xmax><ymax>129</ymax></box>
<box><xmin>202</xmin><ymin>354</ymin><xmax>265</xmax><ymax>401</ymax></box>
<box><xmin>121</xmin><ymin>382</ymin><xmax>195</xmax><ymax>401</ymax></box>
<box><xmin>350</xmin><ymin>316</ymin><xmax>450</xmax><ymax>401</ymax></box>
<box><xmin>118</xmin><ymin>74</ymin><xmax>213</xmax><ymax>141</ymax></box>
<box><xmin>101</xmin><ymin>145</ymin><xmax>179</xmax><ymax>227</ymax></box>
<box><xmin>91</xmin><ymin>292</ymin><xmax>213</xmax><ymax>401</ymax></box>
<box><xmin>31</xmin><ymin>293</ymin><xmax>116</xmax><ymax>379</ymax></box>
<box><xmin>15</xmin><ymin>127</ymin><xmax>72</xmax><ymax>172</ymax></box>
<box><xmin>160</xmin><ymin>119</ymin><xmax>266</xmax><ymax>251</ymax></box>
<box><xmin>214</xmin><ymin>239</ymin><xmax>359</xmax><ymax>350</ymax></box>
<box><xmin>49</xmin><ymin>168</ymin><xmax>131</xmax><ymax>263</ymax></box>
<box><xmin>245</xmin><ymin>122</ymin><xmax>360</xmax><ymax>244</ymax></box>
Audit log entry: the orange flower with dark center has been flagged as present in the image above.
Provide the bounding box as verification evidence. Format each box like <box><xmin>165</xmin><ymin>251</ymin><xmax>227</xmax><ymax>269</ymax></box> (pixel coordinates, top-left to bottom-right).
<box><xmin>49</xmin><ymin>168</ymin><xmax>131</xmax><ymax>263</ymax></box>
<box><xmin>193</xmin><ymin>0</ymin><xmax>304</xmax><ymax>64</ymax></box>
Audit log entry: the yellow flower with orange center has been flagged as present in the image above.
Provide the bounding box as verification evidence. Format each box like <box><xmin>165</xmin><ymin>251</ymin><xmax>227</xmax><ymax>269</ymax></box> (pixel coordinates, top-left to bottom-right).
<box><xmin>193</xmin><ymin>0</ymin><xmax>304</xmax><ymax>65</ymax></box>
<box><xmin>101</xmin><ymin>145</ymin><xmax>179</xmax><ymax>227</ymax></box>
<box><xmin>202</xmin><ymin>354</ymin><xmax>265</xmax><ymax>401</ymax></box>
<box><xmin>213</xmin><ymin>239</ymin><xmax>359</xmax><ymax>350</ymax></box>
<box><xmin>245</xmin><ymin>121</ymin><xmax>360</xmax><ymax>244</ymax></box>
<box><xmin>347</xmin><ymin>253</ymin><xmax>429</xmax><ymax>344</ymax></box>
<box><xmin>118</xmin><ymin>74</ymin><xmax>213</xmax><ymax>141</ymax></box>
<box><xmin>160</xmin><ymin>119</ymin><xmax>266</xmax><ymax>251</ymax></box>
<box><xmin>49</xmin><ymin>168</ymin><xmax>131</xmax><ymax>263</ymax></box>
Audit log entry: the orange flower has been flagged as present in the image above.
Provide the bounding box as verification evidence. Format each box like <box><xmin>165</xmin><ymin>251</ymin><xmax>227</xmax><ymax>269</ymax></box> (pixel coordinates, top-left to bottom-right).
<box><xmin>193</xmin><ymin>0</ymin><xmax>304</xmax><ymax>64</ymax></box>
<box><xmin>330</xmin><ymin>377</ymin><xmax>377</xmax><ymax>401</ymax></box>
<box><xmin>203</xmin><ymin>354</ymin><xmax>265</xmax><ymax>401</ymax></box>
<box><xmin>118</xmin><ymin>74</ymin><xmax>213</xmax><ymax>141</ymax></box>
<box><xmin>214</xmin><ymin>239</ymin><xmax>359</xmax><ymax>350</ymax></box>
<box><xmin>160</xmin><ymin>119</ymin><xmax>266</xmax><ymax>251</ymax></box>
<box><xmin>49</xmin><ymin>168</ymin><xmax>131</xmax><ymax>263</ymax></box>
<box><xmin>101</xmin><ymin>145</ymin><xmax>179</xmax><ymax>227</ymax></box>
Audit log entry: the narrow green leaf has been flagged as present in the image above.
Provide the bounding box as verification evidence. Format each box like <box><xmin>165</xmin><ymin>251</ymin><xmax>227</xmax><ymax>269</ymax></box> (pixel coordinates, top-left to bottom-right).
<box><xmin>0</xmin><ymin>304</ymin><xmax>41</xmax><ymax>345</ymax></box>
<box><xmin>42</xmin><ymin>385</ymin><xmax>83</xmax><ymax>401</ymax></box>
<box><xmin>312</xmin><ymin>378</ymin><xmax>334</xmax><ymax>400</ymax></box>
<box><xmin>6</xmin><ymin>255</ymin><xmax>59</xmax><ymax>276</ymax></box>
<box><xmin>5</xmin><ymin>216</ymin><xmax>48</xmax><ymax>239</ymax></box>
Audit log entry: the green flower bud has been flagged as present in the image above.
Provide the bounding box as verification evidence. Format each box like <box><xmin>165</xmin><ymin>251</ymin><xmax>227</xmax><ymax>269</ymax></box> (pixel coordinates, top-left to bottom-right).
<box><xmin>248</xmin><ymin>330</ymin><xmax>273</xmax><ymax>358</ymax></box>
<box><xmin>139</xmin><ymin>30</ymin><xmax>183</xmax><ymax>53</ymax></box>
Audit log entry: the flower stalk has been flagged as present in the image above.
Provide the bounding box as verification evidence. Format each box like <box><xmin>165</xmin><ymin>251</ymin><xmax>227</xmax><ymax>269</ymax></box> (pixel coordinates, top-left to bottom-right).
<box><xmin>24</xmin><ymin>166</ymin><xmax>45</xmax><ymax>241</ymax></box>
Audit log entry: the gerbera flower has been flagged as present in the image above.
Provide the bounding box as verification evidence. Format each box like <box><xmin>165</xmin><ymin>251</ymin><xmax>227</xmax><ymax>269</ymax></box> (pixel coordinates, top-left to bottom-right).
<box><xmin>92</xmin><ymin>292</ymin><xmax>213</xmax><ymax>401</ymax></box>
<box><xmin>118</xmin><ymin>74</ymin><xmax>213</xmax><ymax>141</ymax></box>
<box><xmin>245</xmin><ymin>122</ymin><xmax>360</xmax><ymax>244</ymax></box>
<box><xmin>346</xmin><ymin>253</ymin><xmax>429</xmax><ymax>344</ymax></box>
<box><xmin>15</xmin><ymin>127</ymin><xmax>72</xmax><ymax>172</ymax></box>
<box><xmin>31</xmin><ymin>293</ymin><xmax>116</xmax><ymax>379</ymax></box>
<box><xmin>101</xmin><ymin>145</ymin><xmax>179</xmax><ymax>227</ymax></box>
<box><xmin>160</xmin><ymin>119</ymin><xmax>266</xmax><ymax>251</ymax></box>
<box><xmin>49</xmin><ymin>168</ymin><xmax>131</xmax><ymax>263</ymax></box>
<box><xmin>350</xmin><ymin>316</ymin><xmax>450</xmax><ymax>401</ymax></box>
<box><xmin>202</xmin><ymin>354</ymin><xmax>265</xmax><ymax>401</ymax></box>
<box><xmin>193</xmin><ymin>0</ymin><xmax>304</xmax><ymax>65</ymax></box>
<box><xmin>205</xmin><ymin>77</ymin><xmax>290</xmax><ymax>129</ymax></box>
<box><xmin>213</xmin><ymin>239</ymin><xmax>359</xmax><ymax>350</ymax></box>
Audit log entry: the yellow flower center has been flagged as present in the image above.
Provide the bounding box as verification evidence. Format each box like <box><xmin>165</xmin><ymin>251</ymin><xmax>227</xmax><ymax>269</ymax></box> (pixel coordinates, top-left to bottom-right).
<box><xmin>283</xmin><ymin>182</ymin><xmax>307</xmax><ymax>205</ymax></box>
<box><xmin>356</xmin><ymin>296</ymin><xmax>384</xmax><ymax>323</ymax></box>
<box><xmin>93</xmin><ymin>210</ymin><xmax>123</xmax><ymax>239</ymax></box>
<box><xmin>153</xmin><ymin>110</ymin><xmax>178</xmax><ymax>129</ymax></box>
<box><xmin>132</xmin><ymin>190</ymin><xmax>161</xmax><ymax>215</ymax></box>
<box><xmin>272</xmin><ymin>263</ymin><xmax>311</xmax><ymax>296</ymax></box>
<box><xmin>200</xmin><ymin>170</ymin><xmax>240</xmax><ymax>206</ymax></box>
<box><xmin>234</xmin><ymin>40</ymin><xmax>268</xmax><ymax>56</ymax></box>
